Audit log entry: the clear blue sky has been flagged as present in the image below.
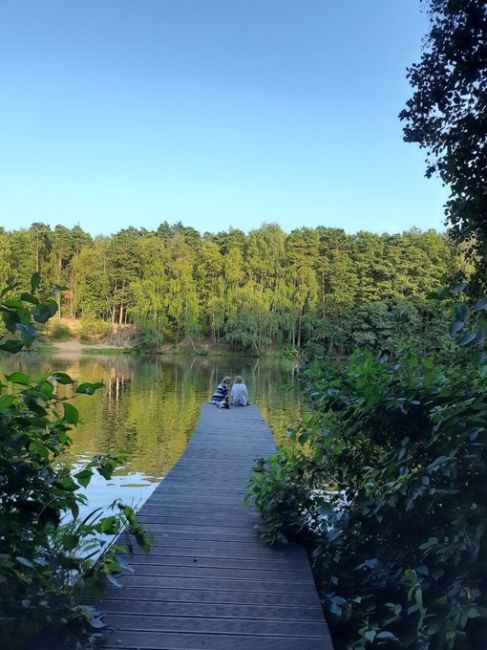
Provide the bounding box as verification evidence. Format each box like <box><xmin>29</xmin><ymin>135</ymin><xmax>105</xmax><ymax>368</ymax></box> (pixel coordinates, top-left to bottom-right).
<box><xmin>0</xmin><ymin>0</ymin><xmax>446</xmax><ymax>236</ymax></box>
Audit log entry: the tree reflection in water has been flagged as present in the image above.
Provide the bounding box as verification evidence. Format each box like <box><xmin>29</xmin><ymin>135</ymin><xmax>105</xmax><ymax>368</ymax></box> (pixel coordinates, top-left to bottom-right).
<box><xmin>1</xmin><ymin>353</ymin><xmax>304</xmax><ymax>508</ymax></box>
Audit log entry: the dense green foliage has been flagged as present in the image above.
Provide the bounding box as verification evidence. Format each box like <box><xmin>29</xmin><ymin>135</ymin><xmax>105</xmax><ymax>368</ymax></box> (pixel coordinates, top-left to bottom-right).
<box><xmin>0</xmin><ymin>276</ymin><xmax>149</xmax><ymax>649</ymax></box>
<box><xmin>248</xmin><ymin>288</ymin><xmax>487</xmax><ymax>649</ymax></box>
<box><xmin>132</xmin><ymin>317</ymin><xmax>166</xmax><ymax>351</ymax></box>
<box><xmin>246</xmin><ymin>4</ymin><xmax>487</xmax><ymax>645</ymax></box>
<box><xmin>401</xmin><ymin>0</ymin><xmax>487</xmax><ymax>291</ymax></box>
<box><xmin>0</xmin><ymin>222</ymin><xmax>464</xmax><ymax>351</ymax></box>
<box><xmin>303</xmin><ymin>299</ymin><xmax>456</xmax><ymax>360</ymax></box>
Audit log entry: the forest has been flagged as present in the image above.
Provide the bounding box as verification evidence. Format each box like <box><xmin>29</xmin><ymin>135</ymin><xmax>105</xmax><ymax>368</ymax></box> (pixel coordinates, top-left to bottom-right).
<box><xmin>1</xmin><ymin>0</ymin><xmax>487</xmax><ymax>648</ymax></box>
<box><xmin>0</xmin><ymin>222</ymin><xmax>466</xmax><ymax>353</ymax></box>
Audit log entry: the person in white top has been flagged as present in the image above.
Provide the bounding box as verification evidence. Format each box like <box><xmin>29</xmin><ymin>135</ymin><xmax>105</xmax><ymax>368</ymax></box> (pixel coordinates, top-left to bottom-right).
<box><xmin>230</xmin><ymin>375</ymin><xmax>249</xmax><ymax>406</ymax></box>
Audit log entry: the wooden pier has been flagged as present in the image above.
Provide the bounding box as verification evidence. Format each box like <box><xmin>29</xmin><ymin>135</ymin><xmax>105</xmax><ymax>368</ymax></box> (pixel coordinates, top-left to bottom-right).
<box><xmin>100</xmin><ymin>404</ymin><xmax>333</xmax><ymax>649</ymax></box>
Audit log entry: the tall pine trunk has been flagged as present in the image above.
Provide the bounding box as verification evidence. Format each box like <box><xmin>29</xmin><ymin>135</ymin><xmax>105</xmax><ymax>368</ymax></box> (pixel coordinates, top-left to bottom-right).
<box><xmin>297</xmin><ymin>307</ymin><xmax>303</xmax><ymax>348</ymax></box>
<box><xmin>57</xmin><ymin>256</ymin><xmax>62</xmax><ymax>318</ymax></box>
<box><xmin>35</xmin><ymin>234</ymin><xmax>40</xmax><ymax>273</ymax></box>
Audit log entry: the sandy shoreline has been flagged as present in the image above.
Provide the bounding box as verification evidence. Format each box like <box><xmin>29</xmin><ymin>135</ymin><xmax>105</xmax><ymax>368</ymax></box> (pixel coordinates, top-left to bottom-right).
<box><xmin>48</xmin><ymin>341</ymin><xmax>125</xmax><ymax>354</ymax></box>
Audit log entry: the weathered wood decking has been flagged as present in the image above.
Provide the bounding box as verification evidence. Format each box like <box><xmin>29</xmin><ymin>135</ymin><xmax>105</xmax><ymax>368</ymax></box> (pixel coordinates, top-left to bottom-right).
<box><xmin>100</xmin><ymin>404</ymin><xmax>333</xmax><ymax>650</ymax></box>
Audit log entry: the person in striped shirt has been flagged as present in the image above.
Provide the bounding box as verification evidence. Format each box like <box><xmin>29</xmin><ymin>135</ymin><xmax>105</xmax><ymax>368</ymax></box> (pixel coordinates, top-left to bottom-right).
<box><xmin>210</xmin><ymin>376</ymin><xmax>231</xmax><ymax>409</ymax></box>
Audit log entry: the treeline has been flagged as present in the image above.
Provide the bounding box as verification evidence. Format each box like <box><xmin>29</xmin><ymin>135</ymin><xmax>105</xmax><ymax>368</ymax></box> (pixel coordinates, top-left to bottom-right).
<box><xmin>0</xmin><ymin>221</ymin><xmax>464</xmax><ymax>351</ymax></box>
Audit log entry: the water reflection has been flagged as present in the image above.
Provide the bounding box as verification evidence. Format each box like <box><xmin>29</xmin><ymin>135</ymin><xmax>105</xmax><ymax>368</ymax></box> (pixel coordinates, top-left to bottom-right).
<box><xmin>1</xmin><ymin>353</ymin><xmax>303</xmax><ymax>510</ymax></box>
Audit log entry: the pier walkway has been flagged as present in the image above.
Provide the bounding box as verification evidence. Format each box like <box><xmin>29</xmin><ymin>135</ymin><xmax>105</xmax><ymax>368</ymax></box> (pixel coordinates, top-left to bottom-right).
<box><xmin>100</xmin><ymin>404</ymin><xmax>333</xmax><ymax>649</ymax></box>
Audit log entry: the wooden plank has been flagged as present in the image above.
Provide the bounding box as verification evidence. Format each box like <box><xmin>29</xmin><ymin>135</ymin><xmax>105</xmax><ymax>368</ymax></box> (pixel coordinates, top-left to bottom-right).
<box><xmin>137</xmin><ymin>514</ymin><xmax>263</xmax><ymax>527</ymax></box>
<box><xmin>130</xmin><ymin>539</ymin><xmax>306</xmax><ymax>560</ymax></box>
<box><xmin>138</xmin><ymin>530</ymin><xmax>279</xmax><ymax>545</ymax></box>
<box><xmin>140</xmin><ymin>525</ymin><xmax>265</xmax><ymax>541</ymax></box>
<box><xmin>158</xmin><ymin>483</ymin><xmax>250</xmax><ymax>492</ymax></box>
<box><xmin>146</xmin><ymin>495</ymin><xmax>250</xmax><ymax>505</ymax></box>
<box><xmin>104</xmin><ymin>630</ymin><xmax>330</xmax><ymax>650</ymax></box>
<box><xmin>143</xmin><ymin>531</ymin><xmax>277</xmax><ymax>545</ymax></box>
<box><xmin>118</xmin><ymin>563</ymin><xmax>313</xmax><ymax>582</ymax></box>
<box><xmin>127</xmin><ymin>546</ymin><xmax>303</xmax><ymax>564</ymax></box>
<box><xmin>139</xmin><ymin>504</ymin><xmax>260</xmax><ymax>517</ymax></box>
<box><xmin>112</xmin><ymin>575</ymin><xmax>318</xmax><ymax>594</ymax></box>
<box><xmin>103</xmin><ymin>586</ymin><xmax>324</xmax><ymax>608</ymax></box>
<box><xmin>103</xmin><ymin>613</ymin><xmax>328</xmax><ymax>637</ymax></box>
<box><xmin>99</xmin><ymin>404</ymin><xmax>333</xmax><ymax>650</ymax></box>
<box><xmin>100</xmin><ymin>599</ymin><xmax>324</xmax><ymax>621</ymax></box>
<box><xmin>119</xmin><ymin>554</ymin><xmax>307</xmax><ymax>572</ymax></box>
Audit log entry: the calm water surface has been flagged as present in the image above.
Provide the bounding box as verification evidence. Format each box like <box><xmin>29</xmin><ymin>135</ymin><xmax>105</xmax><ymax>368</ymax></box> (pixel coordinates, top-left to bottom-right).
<box><xmin>3</xmin><ymin>352</ymin><xmax>304</xmax><ymax>513</ymax></box>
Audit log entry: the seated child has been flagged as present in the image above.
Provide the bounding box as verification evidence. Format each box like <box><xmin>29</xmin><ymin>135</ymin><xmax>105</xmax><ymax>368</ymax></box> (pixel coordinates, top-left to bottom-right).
<box><xmin>210</xmin><ymin>376</ymin><xmax>231</xmax><ymax>409</ymax></box>
<box><xmin>230</xmin><ymin>375</ymin><xmax>249</xmax><ymax>406</ymax></box>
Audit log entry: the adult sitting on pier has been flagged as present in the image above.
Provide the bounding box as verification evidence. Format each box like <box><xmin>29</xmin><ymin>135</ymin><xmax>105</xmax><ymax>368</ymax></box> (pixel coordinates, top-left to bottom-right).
<box><xmin>210</xmin><ymin>376</ymin><xmax>231</xmax><ymax>408</ymax></box>
<box><xmin>231</xmin><ymin>375</ymin><xmax>249</xmax><ymax>406</ymax></box>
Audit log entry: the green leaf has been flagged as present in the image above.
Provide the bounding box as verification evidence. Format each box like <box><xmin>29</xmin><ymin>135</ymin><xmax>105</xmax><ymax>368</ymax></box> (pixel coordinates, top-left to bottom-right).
<box><xmin>16</xmin><ymin>556</ymin><xmax>35</xmax><ymax>568</ymax></box>
<box><xmin>450</xmin><ymin>320</ymin><xmax>465</xmax><ymax>335</ymax></box>
<box><xmin>47</xmin><ymin>299</ymin><xmax>58</xmax><ymax>315</ymax></box>
<box><xmin>436</xmin><ymin>286</ymin><xmax>450</xmax><ymax>300</ymax></box>
<box><xmin>2</xmin><ymin>309</ymin><xmax>22</xmax><ymax>334</ymax></box>
<box><xmin>69</xmin><ymin>502</ymin><xmax>79</xmax><ymax>519</ymax></box>
<box><xmin>30</xmin><ymin>272</ymin><xmax>41</xmax><ymax>293</ymax></box>
<box><xmin>121</xmin><ymin>504</ymin><xmax>137</xmax><ymax>525</ymax></box>
<box><xmin>385</xmin><ymin>602</ymin><xmax>402</xmax><ymax>616</ymax></box>
<box><xmin>32</xmin><ymin>299</ymin><xmax>58</xmax><ymax>323</ymax></box>
<box><xmin>50</xmin><ymin>372</ymin><xmax>74</xmax><ymax>385</ymax></box>
<box><xmin>419</xmin><ymin>537</ymin><xmax>438</xmax><ymax>550</ymax></box>
<box><xmin>473</xmin><ymin>297</ymin><xmax>487</xmax><ymax>312</ymax></box>
<box><xmin>39</xmin><ymin>381</ymin><xmax>54</xmax><ymax>397</ymax></box>
<box><xmin>298</xmin><ymin>432</ymin><xmax>309</xmax><ymax>445</ymax></box>
<box><xmin>458</xmin><ymin>331</ymin><xmax>477</xmax><ymax>347</ymax></box>
<box><xmin>328</xmin><ymin>602</ymin><xmax>342</xmax><ymax>616</ymax></box>
<box><xmin>98</xmin><ymin>516</ymin><xmax>119</xmax><ymax>534</ymax></box>
<box><xmin>0</xmin><ymin>340</ymin><xmax>24</xmax><ymax>354</ymax></box>
<box><xmin>76</xmin><ymin>381</ymin><xmax>104</xmax><ymax>395</ymax></box>
<box><xmin>28</xmin><ymin>440</ymin><xmax>50</xmax><ymax>458</ymax></box>
<box><xmin>96</xmin><ymin>459</ymin><xmax>118</xmax><ymax>480</ymax></box>
<box><xmin>63</xmin><ymin>402</ymin><xmax>79</xmax><ymax>425</ymax></box>
<box><xmin>62</xmin><ymin>534</ymin><xmax>79</xmax><ymax>551</ymax></box>
<box><xmin>415</xmin><ymin>587</ymin><xmax>424</xmax><ymax>613</ymax></box>
<box><xmin>455</xmin><ymin>303</ymin><xmax>470</xmax><ymax>322</ymax></box>
<box><xmin>75</xmin><ymin>468</ymin><xmax>93</xmax><ymax>488</ymax></box>
<box><xmin>32</xmin><ymin>304</ymin><xmax>53</xmax><ymax>323</ymax></box>
<box><xmin>20</xmin><ymin>292</ymin><xmax>39</xmax><ymax>305</ymax></box>
<box><xmin>5</xmin><ymin>371</ymin><xmax>31</xmax><ymax>385</ymax></box>
<box><xmin>134</xmin><ymin>530</ymin><xmax>151</xmax><ymax>553</ymax></box>
<box><xmin>60</xmin><ymin>557</ymin><xmax>81</xmax><ymax>569</ymax></box>
<box><xmin>2</xmin><ymin>298</ymin><xmax>22</xmax><ymax>309</ymax></box>
<box><xmin>56</xmin><ymin>476</ymin><xmax>78</xmax><ymax>491</ymax></box>
<box><xmin>0</xmin><ymin>395</ymin><xmax>15</xmax><ymax>409</ymax></box>
<box><xmin>451</xmin><ymin>282</ymin><xmax>467</xmax><ymax>294</ymax></box>
<box><xmin>16</xmin><ymin>322</ymin><xmax>36</xmax><ymax>339</ymax></box>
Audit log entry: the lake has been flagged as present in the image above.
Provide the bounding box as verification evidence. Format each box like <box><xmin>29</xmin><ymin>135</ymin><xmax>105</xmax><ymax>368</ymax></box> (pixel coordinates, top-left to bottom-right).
<box><xmin>2</xmin><ymin>352</ymin><xmax>304</xmax><ymax>514</ymax></box>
